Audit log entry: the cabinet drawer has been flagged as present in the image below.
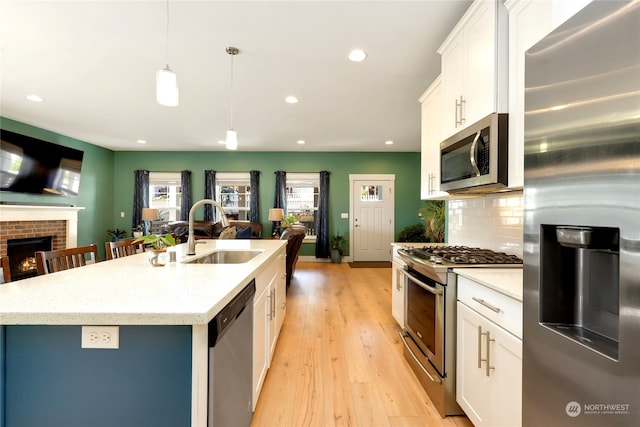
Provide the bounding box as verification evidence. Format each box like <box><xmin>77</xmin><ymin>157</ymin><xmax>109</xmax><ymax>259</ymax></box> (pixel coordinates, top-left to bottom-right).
<box><xmin>254</xmin><ymin>249</ymin><xmax>284</xmax><ymax>295</ymax></box>
<box><xmin>458</xmin><ymin>276</ymin><xmax>522</xmax><ymax>339</ymax></box>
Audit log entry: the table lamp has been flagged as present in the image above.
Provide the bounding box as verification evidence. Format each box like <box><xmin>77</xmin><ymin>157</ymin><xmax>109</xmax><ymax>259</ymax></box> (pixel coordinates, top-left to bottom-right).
<box><xmin>268</xmin><ymin>208</ymin><xmax>284</xmax><ymax>238</ymax></box>
<box><xmin>141</xmin><ymin>208</ymin><xmax>159</xmax><ymax>235</ymax></box>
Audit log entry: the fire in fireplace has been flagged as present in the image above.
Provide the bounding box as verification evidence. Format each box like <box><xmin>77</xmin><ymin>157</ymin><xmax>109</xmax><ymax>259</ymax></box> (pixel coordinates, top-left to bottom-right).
<box><xmin>7</xmin><ymin>236</ymin><xmax>53</xmax><ymax>281</ymax></box>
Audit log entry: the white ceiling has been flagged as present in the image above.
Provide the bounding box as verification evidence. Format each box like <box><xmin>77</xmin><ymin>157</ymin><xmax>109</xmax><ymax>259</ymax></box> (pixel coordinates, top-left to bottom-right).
<box><xmin>0</xmin><ymin>0</ymin><xmax>471</xmax><ymax>152</ymax></box>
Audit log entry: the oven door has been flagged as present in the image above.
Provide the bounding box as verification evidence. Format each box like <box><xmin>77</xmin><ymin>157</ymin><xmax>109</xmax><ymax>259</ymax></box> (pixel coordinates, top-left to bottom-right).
<box><xmin>400</xmin><ymin>267</ymin><xmax>445</xmax><ymax>375</ymax></box>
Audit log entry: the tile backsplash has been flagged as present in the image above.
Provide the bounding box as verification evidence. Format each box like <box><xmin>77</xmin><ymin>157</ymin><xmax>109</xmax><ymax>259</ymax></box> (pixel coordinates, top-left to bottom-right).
<box><xmin>447</xmin><ymin>191</ymin><xmax>523</xmax><ymax>257</ymax></box>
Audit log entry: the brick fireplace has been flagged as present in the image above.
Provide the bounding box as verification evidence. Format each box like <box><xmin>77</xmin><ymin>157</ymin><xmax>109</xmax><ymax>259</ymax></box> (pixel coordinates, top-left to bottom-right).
<box><xmin>0</xmin><ymin>204</ymin><xmax>83</xmax><ymax>258</ymax></box>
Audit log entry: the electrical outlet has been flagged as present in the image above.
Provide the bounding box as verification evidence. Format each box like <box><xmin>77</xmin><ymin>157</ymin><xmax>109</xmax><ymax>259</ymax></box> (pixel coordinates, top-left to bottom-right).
<box><xmin>82</xmin><ymin>326</ymin><xmax>119</xmax><ymax>349</ymax></box>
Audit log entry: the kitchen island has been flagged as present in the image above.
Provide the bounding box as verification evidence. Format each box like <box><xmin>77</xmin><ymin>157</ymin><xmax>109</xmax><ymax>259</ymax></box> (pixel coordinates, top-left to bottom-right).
<box><xmin>0</xmin><ymin>239</ymin><xmax>286</xmax><ymax>427</ymax></box>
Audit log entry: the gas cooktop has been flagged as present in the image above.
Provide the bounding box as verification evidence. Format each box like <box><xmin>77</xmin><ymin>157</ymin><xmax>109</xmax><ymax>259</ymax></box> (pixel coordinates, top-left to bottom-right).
<box><xmin>404</xmin><ymin>245</ymin><xmax>523</xmax><ymax>265</ymax></box>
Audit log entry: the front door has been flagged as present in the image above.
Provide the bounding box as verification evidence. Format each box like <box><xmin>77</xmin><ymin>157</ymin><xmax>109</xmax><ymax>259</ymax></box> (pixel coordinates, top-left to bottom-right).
<box><xmin>349</xmin><ymin>174</ymin><xmax>395</xmax><ymax>262</ymax></box>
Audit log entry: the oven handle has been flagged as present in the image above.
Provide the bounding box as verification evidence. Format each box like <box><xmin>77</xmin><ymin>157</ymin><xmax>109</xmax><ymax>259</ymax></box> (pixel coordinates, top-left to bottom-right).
<box><xmin>399</xmin><ymin>269</ymin><xmax>443</xmax><ymax>295</ymax></box>
<box><xmin>399</xmin><ymin>332</ymin><xmax>442</xmax><ymax>384</ymax></box>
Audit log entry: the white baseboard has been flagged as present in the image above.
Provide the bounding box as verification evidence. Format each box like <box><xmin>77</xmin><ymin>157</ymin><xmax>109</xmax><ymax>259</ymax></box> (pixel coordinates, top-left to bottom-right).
<box><xmin>298</xmin><ymin>255</ymin><xmax>352</xmax><ymax>263</ymax></box>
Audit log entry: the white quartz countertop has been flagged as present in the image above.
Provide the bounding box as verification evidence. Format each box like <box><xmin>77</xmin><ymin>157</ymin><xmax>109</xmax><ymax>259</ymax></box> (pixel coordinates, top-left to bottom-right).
<box><xmin>453</xmin><ymin>268</ymin><xmax>523</xmax><ymax>301</ymax></box>
<box><xmin>0</xmin><ymin>239</ymin><xmax>286</xmax><ymax>326</ymax></box>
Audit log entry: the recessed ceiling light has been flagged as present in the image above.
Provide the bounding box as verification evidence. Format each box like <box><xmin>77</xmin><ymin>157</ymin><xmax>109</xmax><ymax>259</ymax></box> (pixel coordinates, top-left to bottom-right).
<box><xmin>348</xmin><ymin>49</ymin><xmax>367</xmax><ymax>62</ymax></box>
<box><xmin>285</xmin><ymin>95</ymin><xmax>299</xmax><ymax>104</ymax></box>
<box><xmin>26</xmin><ymin>94</ymin><xmax>44</xmax><ymax>103</ymax></box>
<box><xmin>137</xmin><ymin>139</ymin><xmax>147</xmax><ymax>144</ymax></box>
<box><xmin>385</xmin><ymin>140</ymin><xmax>394</xmax><ymax>145</ymax></box>
<box><xmin>297</xmin><ymin>140</ymin><xmax>305</xmax><ymax>145</ymax></box>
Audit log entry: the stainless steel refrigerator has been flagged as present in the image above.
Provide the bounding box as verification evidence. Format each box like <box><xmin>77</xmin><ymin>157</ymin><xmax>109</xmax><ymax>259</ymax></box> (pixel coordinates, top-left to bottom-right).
<box><xmin>523</xmin><ymin>1</ymin><xmax>640</xmax><ymax>426</ymax></box>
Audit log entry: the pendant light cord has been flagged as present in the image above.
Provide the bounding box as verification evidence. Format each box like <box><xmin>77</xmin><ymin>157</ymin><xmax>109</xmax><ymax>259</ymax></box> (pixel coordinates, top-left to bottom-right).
<box><xmin>165</xmin><ymin>0</ymin><xmax>170</xmax><ymax>66</ymax></box>
<box><xmin>226</xmin><ymin>47</ymin><xmax>239</xmax><ymax>129</ymax></box>
<box><xmin>230</xmin><ymin>51</ymin><xmax>234</xmax><ymax>129</ymax></box>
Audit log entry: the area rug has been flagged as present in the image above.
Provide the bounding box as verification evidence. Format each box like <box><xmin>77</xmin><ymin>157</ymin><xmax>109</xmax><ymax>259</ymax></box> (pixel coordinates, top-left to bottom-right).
<box><xmin>348</xmin><ymin>261</ymin><xmax>391</xmax><ymax>268</ymax></box>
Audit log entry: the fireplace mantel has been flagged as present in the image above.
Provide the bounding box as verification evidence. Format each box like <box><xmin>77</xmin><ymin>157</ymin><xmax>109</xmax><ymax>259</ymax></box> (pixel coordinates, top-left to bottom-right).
<box><xmin>0</xmin><ymin>204</ymin><xmax>84</xmax><ymax>248</ymax></box>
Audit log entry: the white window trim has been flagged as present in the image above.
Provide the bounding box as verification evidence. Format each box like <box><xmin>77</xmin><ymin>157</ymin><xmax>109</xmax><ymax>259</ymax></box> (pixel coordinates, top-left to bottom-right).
<box><xmin>286</xmin><ymin>173</ymin><xmax>319</xmax><ymax>241</ymax></box>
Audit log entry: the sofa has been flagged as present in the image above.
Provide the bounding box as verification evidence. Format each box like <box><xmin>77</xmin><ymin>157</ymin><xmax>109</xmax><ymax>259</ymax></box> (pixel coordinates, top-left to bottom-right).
<box><xmin>162</xmin><ymin>220</ymin><xmax>263</xmax><ymax>242</ymax></box>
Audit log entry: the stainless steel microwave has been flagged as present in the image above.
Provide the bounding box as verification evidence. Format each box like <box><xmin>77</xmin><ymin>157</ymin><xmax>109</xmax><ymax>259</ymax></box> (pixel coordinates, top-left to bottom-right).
<box><xmin>440</xmin><ymin>113</ymin><xmax>508</xmax><ymax>193</ymax></box>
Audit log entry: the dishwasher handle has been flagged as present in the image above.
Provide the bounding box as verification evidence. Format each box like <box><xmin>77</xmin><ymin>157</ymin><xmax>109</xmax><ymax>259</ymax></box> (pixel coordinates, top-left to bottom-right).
<box><xmin>209</xmin><ymin>279</ymin><xmax>256</xmax><ymax>347</ymax></box>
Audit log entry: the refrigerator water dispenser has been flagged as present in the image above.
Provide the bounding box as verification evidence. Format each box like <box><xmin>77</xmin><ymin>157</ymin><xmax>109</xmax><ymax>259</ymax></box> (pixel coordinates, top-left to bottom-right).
<box><xmin>539</xmin><ymin>225</ymin><xmax>620</xmax><ymax>360</ymax></box>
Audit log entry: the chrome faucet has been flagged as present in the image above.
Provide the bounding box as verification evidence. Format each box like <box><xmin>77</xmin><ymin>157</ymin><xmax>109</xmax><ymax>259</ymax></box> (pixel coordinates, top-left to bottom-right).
<box><xmin>187</xmin><ymin>199</ymin><xmax>229</xmax><ymax>255</ymax></box>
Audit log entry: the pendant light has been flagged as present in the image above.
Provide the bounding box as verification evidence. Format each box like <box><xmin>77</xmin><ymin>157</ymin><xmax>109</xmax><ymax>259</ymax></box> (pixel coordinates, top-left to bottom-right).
<box><xmin>156</xmin><ymin>0</ymin><xmax>178</xmax><ymax>106</ymax></box>
<box><xmin>225</xmin><ymin>46</ymin><xmax>239</xmax><ymax>150</ymax></box>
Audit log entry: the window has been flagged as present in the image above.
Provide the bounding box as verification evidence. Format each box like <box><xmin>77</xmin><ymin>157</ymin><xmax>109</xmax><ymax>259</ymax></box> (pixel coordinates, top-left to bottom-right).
<box><xmin>286</xmin><ymin>173</ymin><xmax>319</xmax><ymax>236</ymax></box>
<box><xmin>149</xmin><ymin>172</ymin><xmax>182</xmax><ymax>222</ymax></box>
<box><xmin>216</xmin><ymin>172</ymin><xmax>251</xmax><ymax>220</ymax></box>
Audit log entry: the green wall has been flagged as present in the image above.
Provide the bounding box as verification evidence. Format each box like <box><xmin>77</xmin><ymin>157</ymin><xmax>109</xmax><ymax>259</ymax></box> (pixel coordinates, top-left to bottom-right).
<box><xmin>112</xmin><ymin>151</ymin><xmax>423</xmax><ymax>256</ymax></box>
<box><xmin>1</xmin><ymin>117</ymin><xmax>115</xmax><ymax>258</ymax></box>
<box><xmin>2</xmin><ymin>118</ymin><xmax>424</xmax><ymax>259</ymax></box>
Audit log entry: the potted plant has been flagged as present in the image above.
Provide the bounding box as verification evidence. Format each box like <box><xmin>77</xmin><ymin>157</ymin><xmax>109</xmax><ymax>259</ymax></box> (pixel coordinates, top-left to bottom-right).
<box><xmin>397</xmin><ymin>223</ymin><xmax>430</xmax><ymax>243</ymax></box>
<box><xmin>280</xmin><ymin>213</ymin><xmax>299</xmax><ymax>228</ymax></box>
<box><xmin>329</xmin><ymin>232</ymin><xmax>345</xmax><ymax>263</ymax></box>
<box><xmin>133</xmin><ymin>234</ymin><xmax>176</xmax><ymax>266</ymax></box>
<box><xmin>132</xmin><ymin>224</ymin><xmax>144</xmax><ymax>238</ymax></box>
<box><xmin>107</xmin><ymin>228</ymin><xmax>127</xmax><ymax>242</ymax></box>
<box><xmin>418</xmin><ymin>200</ymin><xmax>445</xmax><ymax>243</ymax></box>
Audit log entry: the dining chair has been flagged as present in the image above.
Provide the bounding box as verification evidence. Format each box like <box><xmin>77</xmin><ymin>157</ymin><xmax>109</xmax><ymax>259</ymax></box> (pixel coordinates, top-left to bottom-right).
<box><xmin>105</xmin><ymin>237</ymin><xmax>145</xmax><ymax>260</ymax></box>
<box><xmin>1</xmin><ymin>255</ymin><xmax>11</xmax><ymax>283</ymax></box>
<box><xmin>35</xmin><ymin>244</ymin><xmax>99</xmax><ymax>275</ymax></box>
<box><xmin>280</xmin><ymin>227</ymin><xmax>306</xmax><ymax>290</ymax></box>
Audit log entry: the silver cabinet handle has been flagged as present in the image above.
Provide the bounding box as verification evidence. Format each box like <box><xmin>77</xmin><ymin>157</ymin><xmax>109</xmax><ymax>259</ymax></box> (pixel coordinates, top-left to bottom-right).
<box><xmin>478</xmin><ymin>326</ymin><xmax>496</xmax><ymax>377</ymax></box>
<box><xmin>455</xmin><ymin>96</ymin><xmax>466</xmax><ymax>127</ymax></box>
<box><xmin>271</xmin><ymin>288</ymin><xmax>276</xmax><ymax>319</ymax></box>
<box><xmin>395</xmin><ymin>268</ymin><xmax>403</xmax><ymax>291</ymax></box>
<box><xmin>399</xmin><ymin>332</ymin><xmax>441</xmax><ymax>384</ymax></box>
<box><xmin>485</xmin><ymin>329</ymin><xmax>495</xmax><ymax>377</ymax></box>
<box><xmin>477</xmin><ymin>325</ymin><xmax>483</xmax><ymax>369</ymax></box>
<box><xmin>472</xmin><ymin>297</ymin><xmax>501</xmax><ymax>313</ymax></box>
<box><xmin>477</xmin><ymin>326</ymin><xmax>496</xmax><ymax>377</ymax></box>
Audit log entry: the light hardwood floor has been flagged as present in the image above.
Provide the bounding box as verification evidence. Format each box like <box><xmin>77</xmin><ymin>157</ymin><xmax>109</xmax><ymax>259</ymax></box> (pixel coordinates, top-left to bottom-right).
<box><xmin>251</xmin><ymin>262</ymin><xmax>473</xmax><ymax>427</ymax></box>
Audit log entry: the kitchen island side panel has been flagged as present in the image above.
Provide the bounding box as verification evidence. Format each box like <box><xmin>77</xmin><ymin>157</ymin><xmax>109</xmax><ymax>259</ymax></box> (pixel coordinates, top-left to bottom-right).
<box><xmin>1</xmin><ymin>326</ymin><xmax>5</xmax><ymax>427</ymax></box>
<box><xmin>3</xmin><ymin>325</ymin><xmax>192</xmax><ymax>427</ymax></box>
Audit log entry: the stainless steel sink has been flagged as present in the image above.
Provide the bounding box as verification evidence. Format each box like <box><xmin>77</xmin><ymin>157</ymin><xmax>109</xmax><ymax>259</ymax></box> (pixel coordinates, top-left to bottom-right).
<box><xmin>187</xmin><ymin>250</ymin><xmax>262</xmax><ymax>264</ymax></box>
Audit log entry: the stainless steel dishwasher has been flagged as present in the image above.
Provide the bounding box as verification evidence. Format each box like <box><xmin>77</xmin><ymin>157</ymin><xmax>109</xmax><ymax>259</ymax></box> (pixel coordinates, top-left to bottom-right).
<box><xmin>208</xmin><ymin>279</ymin><xmax>255</xmax><ymax>427</ymax></box>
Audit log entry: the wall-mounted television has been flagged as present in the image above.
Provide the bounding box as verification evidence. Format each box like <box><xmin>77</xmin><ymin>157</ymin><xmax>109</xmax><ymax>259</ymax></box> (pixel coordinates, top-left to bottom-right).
<box><xmin>0</xmin><ymin>129</ymin><xmax>84</xmax><ymax>196</ymax></box>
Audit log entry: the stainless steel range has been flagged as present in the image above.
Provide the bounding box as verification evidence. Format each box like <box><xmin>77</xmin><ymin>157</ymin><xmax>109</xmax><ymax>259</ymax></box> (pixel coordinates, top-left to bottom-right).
<box><xmin>397</xmin><ymin>245</ymin><xmax>522</xmax><ymax>418</ymax></box>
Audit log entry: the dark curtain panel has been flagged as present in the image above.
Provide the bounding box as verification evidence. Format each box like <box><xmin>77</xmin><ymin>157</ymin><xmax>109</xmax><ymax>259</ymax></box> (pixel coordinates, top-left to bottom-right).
<box><xmin>250</xmin><ymin>170</ymin><xmax>260</xmax><ymax>223</ymax></box>
<box><xmin>204</xmin><ymin>170</ymin><xmax>217</xmax><ymax>222</ymax></box>
<box><xmin>132</xmin><ymin>170</ymin><xmax>150</xmax><ymax>234</ymax></box>
<box><xmin>316</xmin><ymin>170</ymin><xmax>330</xmax><ymax>258</ymax></box>
<box><xmin>180</xmin><ymin>170</ymin><xmax>192</xmax><ymax>221</ymax></box>
<box><xmin>272</xmin><ymin>171</ymin><xmax>287</xmax><ymax>236</ymax></box>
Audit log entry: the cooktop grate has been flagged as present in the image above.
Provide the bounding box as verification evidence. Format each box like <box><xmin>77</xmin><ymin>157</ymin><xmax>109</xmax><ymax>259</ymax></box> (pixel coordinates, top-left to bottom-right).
<box><xmin>408</xmin><ymin>246</ymin><xmax>522</xmax><ymax>265</ymax></box>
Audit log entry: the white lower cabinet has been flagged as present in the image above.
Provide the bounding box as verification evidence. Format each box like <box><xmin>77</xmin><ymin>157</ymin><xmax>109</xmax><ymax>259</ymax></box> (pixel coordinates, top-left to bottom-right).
<box><xmin>252</xmin><ymin>247</ymin><xmax>286</xmax><ymax>410</ymax></box>
<box><xmin>457</xmin><ymin>301</ymin><xmax>522</xmax><ymax>427</ymax></box>
<box><xmin>391</xmin><ymin>259</ymin><xmax>405</xmax><ymax>327</ymax></box>
<box><xmin>391</xmin><ymin>245</ymin><xmax>409</xmax><ymax>327</ymax></box>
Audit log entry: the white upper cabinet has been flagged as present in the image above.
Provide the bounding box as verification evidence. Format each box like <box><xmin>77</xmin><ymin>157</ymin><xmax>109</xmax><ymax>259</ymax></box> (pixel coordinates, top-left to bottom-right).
<box><xmin>438</xmin><ymin>0</ymin><xmax>509</xmax><ymax>140</ymax></box>
<box><xmin>420</xmin><ymin>76</ymin><xmax>450</xmax><ymax>200</ymax></box>
<box><xmin>505</xmin><ymin>0</ymin><xmax>593</xmax><ymax>188</ymax></box>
